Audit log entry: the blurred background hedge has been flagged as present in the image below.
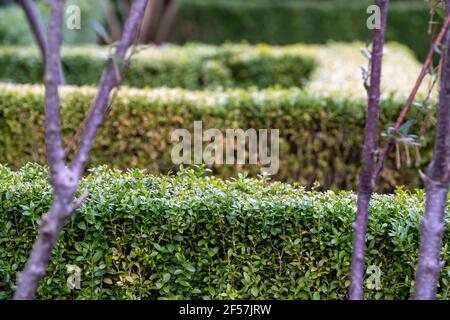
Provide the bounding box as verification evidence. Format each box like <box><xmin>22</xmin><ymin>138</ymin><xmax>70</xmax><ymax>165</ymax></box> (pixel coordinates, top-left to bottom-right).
<box><xmin>1</xmin><ymin>165</ymin><xmax>449</xmax><ymax>299</ymax></box>
<box><xmin>0</xmin><ymin>84</ymin><xmax>434</xmax><ymax>193</ymax></box>
<box><xmin>0</xmin><ymin>0</ymin><xmax>434</xmax><ymax>60</ymax></box>
<box><xmin>171</xmin><ymin>0</ymin><xmax>432</xmax><ymax>60</ymax></box>
<box><xmin>0</xmin><ymin>42</ymin><xmax>424</xmax><ymax>93</ymax></box>
<box><xmin>0</xmin><ymin>43</ymin><xmax>316</xmax><ymax>89</ymax></box>
<box><xmin>0</xmin><ymin>42</ymin><xmax>432</xmax><ymax>193</ymax></box>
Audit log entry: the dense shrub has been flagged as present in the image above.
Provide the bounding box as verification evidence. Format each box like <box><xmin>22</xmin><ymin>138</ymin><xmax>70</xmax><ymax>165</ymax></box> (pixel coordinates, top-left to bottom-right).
<box><xmin>173</xmin><ymin>0</ymin><xmax>431</xmax><ymax>60</ymax></box>
<box><xmin>0</xmin><ymin>164</ymin><xmax>449</xmax><ymax>299</ymax></box>
<box><xmin>0</xmin><ymin>43</ymin><xmax>315</xmax><ymax>89</ymax></box>
<box><xmin>0</xmin><ymin>82</ymin><xmax>434</xmax><ymax>192</ymax></box>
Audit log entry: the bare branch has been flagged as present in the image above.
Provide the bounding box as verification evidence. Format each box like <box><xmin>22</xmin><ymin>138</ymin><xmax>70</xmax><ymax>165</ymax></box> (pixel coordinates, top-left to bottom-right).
<box><xmin>71</xmin><ymin>0</ymin><xmax>148</xmax><ymax>179</ymax></box>
<box><xmin>14</xmin><ymin>200</ymin><xmax>74</xmax><ymax>300</ymax></box>
<box><xmin>13</xmin><ymin>0</ymin><xmax>149</xmax><ymax>300</ymax></box>
<box><xmin>17</xmin><ymin>0</ymin><xmax>66</xmax><ymax>84</ymax></box>
<box><xmin>69</xmin><ymin>190</ymin><xmax>90</xmax><ymax>212</ymax></box>
<box><xmin>349</xmin><ymin>0</ymin><xmax>389</xmax><ymax>300</ymax></box>
<box><xmin>14</xmin><ymin>0</ymin><xmax>68</xmax><ymax>300</ymax></box>
<box><xmin>17</xmin><ymin>0</ymin><xmax>47</xmax><ymax>60</ymax></box>
<box><xmin>138</xmin><ymin>0</ymin><xmax>164</xmax><ymax>43</ymax></box>
<box><xmin>415</xmin><ymin>0</ymin><xmax>450</xmax><ymax>300</ymax></box>
<box><xmin>155</xmin><ymin>0</ymin><xmax>177</xmax><ymax>44</ymax></box>
<box><xmin>42</xmin><ymin>0</ymin><xmax>66</xmax><ymax>186</ymax></box>
<box><xmin>104</xmin><ymin>0</ymin><xmax>123</xmax><ymax>42</ymax></box>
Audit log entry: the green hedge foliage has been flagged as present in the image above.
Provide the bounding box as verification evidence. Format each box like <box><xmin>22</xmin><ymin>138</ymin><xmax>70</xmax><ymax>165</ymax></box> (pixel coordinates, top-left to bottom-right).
<box><xmin>173</xmin><ymin>0</ymin><xmax>431</xmax><ymax>60</ymax></box>
<box><xmin>0</xmin><ymin>164</ymin><xmax>449</xmax><ymax>299</ymax></box>
<box><xmin>0</xmin><ymin>83</ymin><xmax>434</xmax><ymax>192</ymax></box>
<box><xmin>0</xmin><ymin>43</ymin><xmax>316</xmax><ymax>89</ymax></box>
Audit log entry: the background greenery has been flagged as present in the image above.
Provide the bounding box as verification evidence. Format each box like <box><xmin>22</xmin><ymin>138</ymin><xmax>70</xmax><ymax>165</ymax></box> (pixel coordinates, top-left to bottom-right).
<box><xmin>0</xmin><ymin>43</ymin><xmax>431</xmax><ymax>193</ymax></box>
<box><xmin>0</xmin><ymin>82</ymin><xmax>433</xmax><ymax>193</ymax></box>
<box><xmin>0</xmin><ymin>42</ymin><xmax>424</xmax><ymax>94</ymax></box>
<box><xmin>0</xmin><ymin>0</ymin><xmax>105</xmax><ymax>45</ymax></box>
<box><xmin>173</xmin><ymin>0</ymin><xmax>431</xmax><ymax>60</ymax></box>
<box><xmin>0</xmin><ymin>0</ymin><xmax>434</xmax><ymax>60</ymax></box>
<box><xmin>0</xmin><ymin>43</ymin><xmax>316</xmax><ymax>89</ymax></box>
<box><xmin>0</xmin><ymin>0</ymin><xmax>446</xmax><ymax>301</ymax></box>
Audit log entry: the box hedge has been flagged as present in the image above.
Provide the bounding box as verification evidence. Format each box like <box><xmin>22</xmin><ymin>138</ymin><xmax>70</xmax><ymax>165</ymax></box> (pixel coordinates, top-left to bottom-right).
<box><xmin>173</xmin><ymin>0</ymin><xmax>431</xmax><ymax>60</ymax></box>
<box><xmin>0</xmin><ymin>164</ymin><xmax>449</xmax><ymax>299</ymax></box>
<box><xmin>0</xmin><ymin>82</ymin><xmax>434</xmax><ymax>192</ymax></box>
<box><xmin>0</xmin><ymin>41</ymin><xmax>425</xmax><ymax>95</ymax></box>
<box><xmin>0</xmin><ymin>43</ymin><xmax>315</xmax><ymax>89</ymax></box>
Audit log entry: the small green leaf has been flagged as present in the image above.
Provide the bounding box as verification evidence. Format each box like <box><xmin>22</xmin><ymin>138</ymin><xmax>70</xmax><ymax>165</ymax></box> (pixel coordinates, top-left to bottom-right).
<box><xmin>398</xmin><ymin>120</ymin><xmax>415</xmax><ymax>136</ymax></box>
<box><xmin>162</xmin><ymin>273</ymin><xmax>171</xmax><ymax>282</ymax></box>
<box><xmin>186</xmin><ymin>265</ymin><xmax>196</xmax><ymax>273</ymax></box>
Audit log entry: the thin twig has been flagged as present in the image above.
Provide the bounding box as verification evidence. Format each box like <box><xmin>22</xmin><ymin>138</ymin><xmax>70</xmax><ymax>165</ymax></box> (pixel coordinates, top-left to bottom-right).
<box><xmin>415</xmin><ymin>0</ymin><xmax>450</xmax><ymax>300</ymax></box>
<box><xmin>17</xmin><ymin>0</ymin><xmax>65</xmax><ymax>84</ymax></box>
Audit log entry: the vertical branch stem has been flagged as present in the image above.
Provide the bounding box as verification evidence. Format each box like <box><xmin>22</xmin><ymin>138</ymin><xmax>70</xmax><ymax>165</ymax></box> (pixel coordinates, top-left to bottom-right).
<box><xmin>415</xmin><ymin>1</ymin><xmax>450</xmax><ymax>300</ymax></box>
<box><xmin>14</xmin><ymin>0</ymin><xmax>69</xmax><ymax>300</ymax></box>
<box><xmin>155</xmin><ymin>0</ymin><xmax>177</xmax><ymax>44</ymax></box>
<box><xmin>71</xmin><ymin>0</ymin><xmax>148</xmax><ymax>179</ymax></box>
<box><xmin>349</xmin><ymin>0</ymin><xmax>388</xmax><ymax>300</ymax></box>
<box><xmin>42</xmin><ymin>0</ymin><xmax>66</xmax><ymax>183</ymax></box>
<box><xmin>14</xmin><ymin>0</ymin><xmax>149</xmax><ymax>300</ymax></box>
<box><xmin>17</xmin><ymin>0</ymin><xmax>65</xmax><ymax>84</ymax></box>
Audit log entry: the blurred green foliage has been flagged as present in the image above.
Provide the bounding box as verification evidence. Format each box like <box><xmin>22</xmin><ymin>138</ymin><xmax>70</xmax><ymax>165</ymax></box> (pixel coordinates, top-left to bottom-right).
<box><xmin>0</xmin><ymin>43</ymin><xmax>316</xmax><ymax>89</ymax></box>
<box><xmin>173</xmin><ymin>0</ymin><xmax>432</xmax><ymax>60</ymax></box>
<box><xmin>0</xmin><ymin>42</ymin><xmax>431</xmax><ymax>192</ymax></box>
<box><xmin>0</xmin><ymin>82</ymin><xmax>434</xmax><ymax>192</ymax></box>
<box><xmin>0</xmin><ymin>0</ymin><xmax>105</xmax><ymax>45</ymax></box>
<box><xmin>0</xmin><ymin>0</ymin><xmax>434</xmax><ymax>61</ymax></box>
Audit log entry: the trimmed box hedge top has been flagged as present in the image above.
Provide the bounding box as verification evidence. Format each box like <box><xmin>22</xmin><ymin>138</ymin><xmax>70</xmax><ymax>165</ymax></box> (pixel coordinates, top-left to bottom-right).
<box><xmin>0</xmin><ymin>164</ymin><xmax>449</xmax><ymax>299</ymax></box>
<box><xmin>0</xmin><ymin>42</ymin><xmax>425</xmax><ymax>96</ymax></box>
<box><xmin>303</xmin><ymin>42</ymin><xmax>426</xmax><ymax>99</ymax></box>
<box><xmin>0</xmin><ymin>43</ymin><xmax>316</xmax><ymax>89</ymax></box>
